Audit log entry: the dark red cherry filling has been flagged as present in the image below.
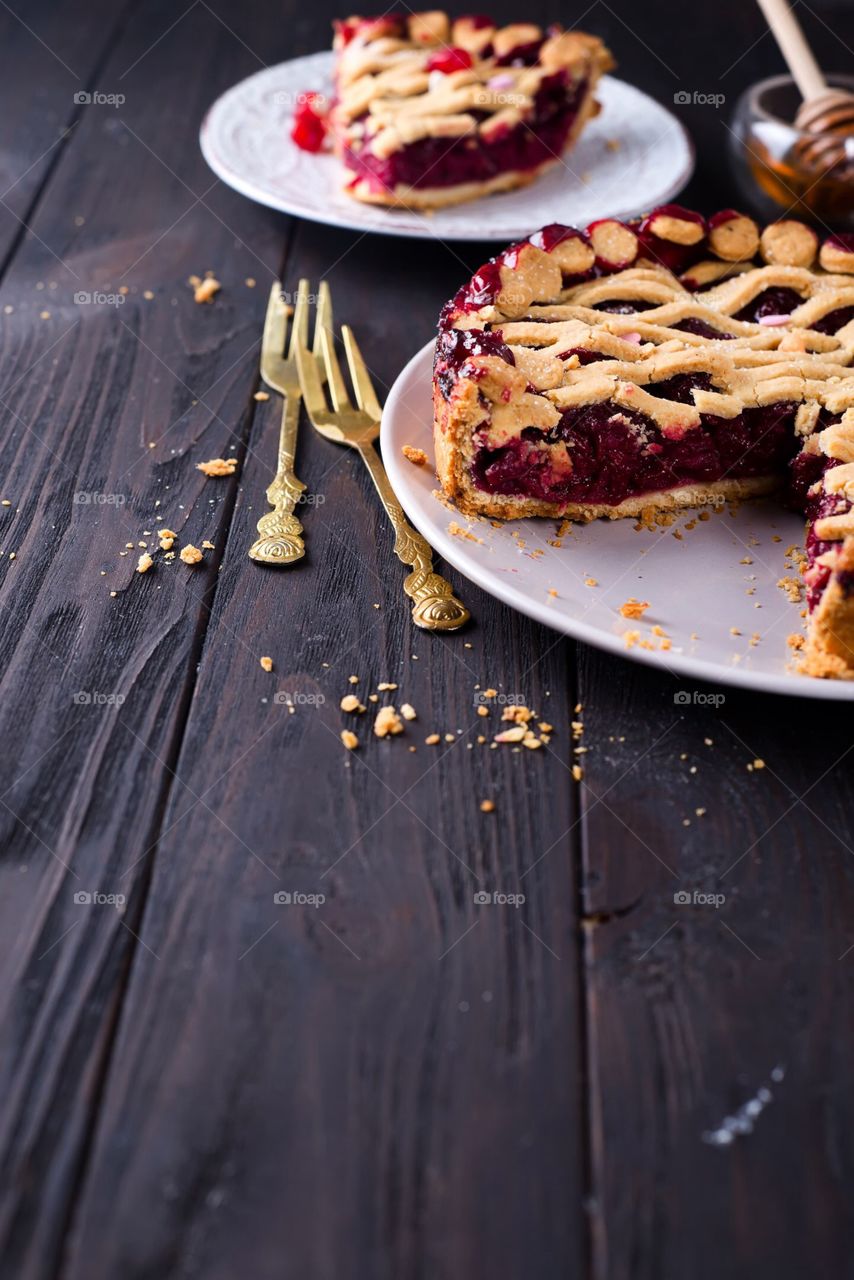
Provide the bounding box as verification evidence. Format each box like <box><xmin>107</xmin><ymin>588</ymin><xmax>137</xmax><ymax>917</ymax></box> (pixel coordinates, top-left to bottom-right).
<box><xmin>826</xmin><ymin>233</ymin><xmax>854</xmax><ymax>253</ymax></box>
<box><xmin>592</xmin><ymin>299</ymin><xmax>657</xmax><ymax>315</ymax></box>
<box><xmin>788</xmin><ymin>446</ymin><xmax>850</xmax><ymax>610</ymax></box>
<box><xmin>810</xmin><ymin>305</ymin><xmax>854</xmax><ymax>335</ymax></box>
<box><xmin>494</xmin><ymin>38</ymin><xmax>544</xmax><ymax>66</ymax></box>
<box><xmin>344</xmin><ymin>72</ymin><xmax>584</xmax><ymax>195</ymax></box>
<box><xmin>672</xmin><ymin>317</ymin><xmax>735</xmax><ymax>339</ymax></box>
<box><xmin>734</xmin><ymin>286</ymin><xmax>803</xmax><ymax>323</ymax></box>
<box><xmin>458</xmin><ymin>260</ymin><xmax>505</xmax><ymax>311</ymax></box>
<box><xmin>434</xmin><ymin>326</ymin><xmax>515</xmax><ymax>398</ymax></box>
<box><xmin>472</xmin><ymin>397</ymin><xmax>798</xmax><ymax>507</ymax></box>
<box><xmin>557</xmin><ymin>347</ymin><xmax>614</xmax><ymax>364</ymax></box>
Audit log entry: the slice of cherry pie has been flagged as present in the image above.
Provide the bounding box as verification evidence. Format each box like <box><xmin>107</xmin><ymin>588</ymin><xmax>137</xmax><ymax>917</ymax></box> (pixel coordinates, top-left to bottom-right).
<box><xmin>433</xmin><ymin>206</ymin><xmax>854</xmax><ymax>678</ymax></box>
<box><xmin>326</xmin><ymin>12</ymin><xmax>613</xmax><ymax>210</ymax></box>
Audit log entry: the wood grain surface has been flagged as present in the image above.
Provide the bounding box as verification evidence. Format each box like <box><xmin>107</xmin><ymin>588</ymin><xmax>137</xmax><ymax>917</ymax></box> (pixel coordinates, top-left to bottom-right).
<box><xmin>0</xmin><ymin>2</ymin><xmax>852</xmax><ymax>1278</ymax></box>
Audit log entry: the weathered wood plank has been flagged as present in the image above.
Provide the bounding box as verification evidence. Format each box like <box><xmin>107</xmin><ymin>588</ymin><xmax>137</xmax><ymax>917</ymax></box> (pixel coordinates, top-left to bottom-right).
<box><xmin>577</xmin><ymin>653</ymin><xmax>854</xmax><ymax>1280</ymax></box>
<box><xmin>60</xmin><ymin>208</ymin><xmax>587</xmax><ymax>1279</ymax></box>
<box><xmin>0</xmin><ymin>2</ymin><xmax>295</xmax><ymax>1274</ymax></box>
<box><xmin>0</xmin><ymin>0</ymin><xmax>134</xmax><ymax>271</ymax></box>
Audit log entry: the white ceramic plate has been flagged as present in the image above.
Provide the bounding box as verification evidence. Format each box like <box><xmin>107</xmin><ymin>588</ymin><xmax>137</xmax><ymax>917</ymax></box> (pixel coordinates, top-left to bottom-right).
<box><xmin>382</xmin><ymin>341</ymin><xmax>854</xmax><ymax>701</ymax></box>
<box><xmin>200</xmin><ymin>51</ymin><xmax>694</xmax><ymax>242</ymax></box>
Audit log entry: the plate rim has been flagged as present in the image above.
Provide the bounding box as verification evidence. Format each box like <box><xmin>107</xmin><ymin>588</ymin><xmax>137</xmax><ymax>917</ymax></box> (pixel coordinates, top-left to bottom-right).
<box><xmin>200</xmin><ymin>51</ymin><xmax>696</xmax><ymax>242</ymax></box>
<box><xmin>382</xmin><ymin>338</ymin><xmax>854</xmax><ymax>702</ymax></box>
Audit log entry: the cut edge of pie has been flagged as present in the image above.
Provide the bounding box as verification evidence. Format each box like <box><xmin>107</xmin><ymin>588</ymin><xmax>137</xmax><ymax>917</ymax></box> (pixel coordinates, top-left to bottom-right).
<box><xmin>432</xmin><ymin>206</ymin><xmax>854</xmax><ymax>679</ymax></box>
<box><xmin>327</xmin><ymin>14</ymin><xmax>613</xmax><ymax>211</ymax></box>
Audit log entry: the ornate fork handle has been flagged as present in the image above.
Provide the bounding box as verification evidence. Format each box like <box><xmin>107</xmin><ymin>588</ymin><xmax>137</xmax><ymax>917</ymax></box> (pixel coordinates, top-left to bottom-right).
<box><xmin>357</xmin><ymin>443</ymin><xmax>469</xmax><ymax>631</ymax></box>
<box><xmin>249</xmin><ymin>397</ymin><xmax>306</xmax><ymax>565</ymax></box>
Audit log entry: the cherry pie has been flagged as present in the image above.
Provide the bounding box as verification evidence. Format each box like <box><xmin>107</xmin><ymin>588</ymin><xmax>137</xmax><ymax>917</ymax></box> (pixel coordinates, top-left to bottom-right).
<box><xmin>326</xmin><ymin>12</ymin><xmax>613</xmax><ymax>209</ymax></box>
<box><xmin>433</xmin><ymin>206</ymin><xmax>854</xmax><ymax>678</ymax></box>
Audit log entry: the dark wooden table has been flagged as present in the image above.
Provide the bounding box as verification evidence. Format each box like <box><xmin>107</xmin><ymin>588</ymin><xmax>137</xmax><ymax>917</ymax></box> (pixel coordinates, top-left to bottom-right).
<box><xmin>1</xmin><ymin>1</ymin><xmax>853</xmax><ymax>1277</ymax></box>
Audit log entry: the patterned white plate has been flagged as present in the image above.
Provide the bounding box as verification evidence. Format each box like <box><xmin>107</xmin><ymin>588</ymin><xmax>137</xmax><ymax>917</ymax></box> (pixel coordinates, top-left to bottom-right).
<box><xmin>200</xmin><ymin>51</ymin><xmax>695</xmax><ymax>242</ymax></box>
<box><xmin>382</xmin><ymin>341</ymin><xmax>854</xmax><ymax>700</ymax></box>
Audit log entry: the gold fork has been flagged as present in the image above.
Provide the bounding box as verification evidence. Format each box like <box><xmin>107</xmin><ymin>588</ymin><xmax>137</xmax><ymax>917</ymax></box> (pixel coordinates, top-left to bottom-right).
<box><xmin>248</xmin><ymin>280</ymin><xmax>309</xmax><ymax>564</ymax></box>
<box><xmin>296</xmin><ymin>282</ymin><xmax>470</xmax><ymax>631</ymax></box>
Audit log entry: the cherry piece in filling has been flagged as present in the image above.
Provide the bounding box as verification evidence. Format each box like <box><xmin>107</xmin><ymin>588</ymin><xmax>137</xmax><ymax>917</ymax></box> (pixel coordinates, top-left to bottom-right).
<box><xmin>425</xmin><ymin>46</ymin><xmax>473</xmax><ymax>73</ymax></box>
<box><xmin>291</xmin><ymin>92</ymin><xmax>328</xmax><ymax>153</ymax></box>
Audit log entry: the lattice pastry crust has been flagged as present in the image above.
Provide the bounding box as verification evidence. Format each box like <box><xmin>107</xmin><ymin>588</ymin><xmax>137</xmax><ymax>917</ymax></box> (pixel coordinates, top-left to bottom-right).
<box><xmin>433</xmin><ymin>206</ymin><xmax>854</xmax><ymax>677</ymax></box>
<box><xmin>329</xmin><ymin>13</ymin><xmax>613</xmax><ymax>209</ymax></box>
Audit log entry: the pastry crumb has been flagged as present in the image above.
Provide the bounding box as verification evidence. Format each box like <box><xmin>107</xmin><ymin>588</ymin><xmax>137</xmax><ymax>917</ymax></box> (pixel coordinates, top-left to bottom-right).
<box><xmin>402</xmin><ymin>445</ymin><xmax>429</xmax><ymax>466</ymax></box>
<box><xmin>777</xmin><ymin>576</ymin><xmax>803</xmax><ymax>603</ymax></box>
<box><xmin>571</xmin><ymin>763</ymin><xmax>584</xmax><ymax>782</ymax></box>
<box><xmin>254</xmin><ymin>391</ymin><xmax>270</xmax><ymax>401</ymax></box>
<box><xmin>619</xmin><ymin>598</ymin><xmax>650</xmax><ymax>619</ymax></box>
<box><xmin>479</xmin><ymin>799</ymin><xmax>495</xmax><ymax>813</ymax></box>
<box><xmin>340</xmin><ymin>729</ymin><xmax>359</xmax><ymax>750</ymax></box>
<box><xmin>189</xmin><ymin>272</ymin><xmax>220</xmax><ymax>304</ymax></box>
<box><xmin>197</xmin><ymin>457</ymin><xmax>238</xmax><ymax>477</ymax></box>
<box><xmin>340</xmin><ymin>694</ymin><xmax>364</xmax><ymax>713</ymax></box>
<box><xmin>180</xmin><ymin>544</ymin><xmax>203</xmax><ymax>565</ymax></box>
<box><xmin>448</xmin><ymin>520</ymin><xmax>483</xmax><ymax>544</ymax></box>
<box><xmin>374</xmin><ymin>705</ymin><xmax>404</xmax><ymax>738</ymax></box>
<box><xmin>400</xmin><ymin>702</ymin><xmax>417</xmax><ymax>720</ymax></box>
<box><xmin>137</xmin><ymin>553</ymin><xmax>153</xmax><ymax>574</ymax></box>
<box><xmin>495</xmin><ymin>725</ymin><xmax>527</xmax><ymax>743</ymax></box>
<box><xmin>425</xmin><ymin>733</ymin><xmax>440</xmax><ymax>745</ymax></box>
<box><xmin>260</xmin><ymin>656</ymin><xmax>273</xmax><ymax>672</ymax></box>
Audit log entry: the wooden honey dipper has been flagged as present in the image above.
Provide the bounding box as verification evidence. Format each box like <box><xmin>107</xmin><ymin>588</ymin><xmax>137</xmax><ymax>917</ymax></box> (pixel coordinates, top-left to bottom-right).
<box><xmin>756</xmin><ymin>0</ymin><xmax>854</xmax><ymax>176</ymax></box>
